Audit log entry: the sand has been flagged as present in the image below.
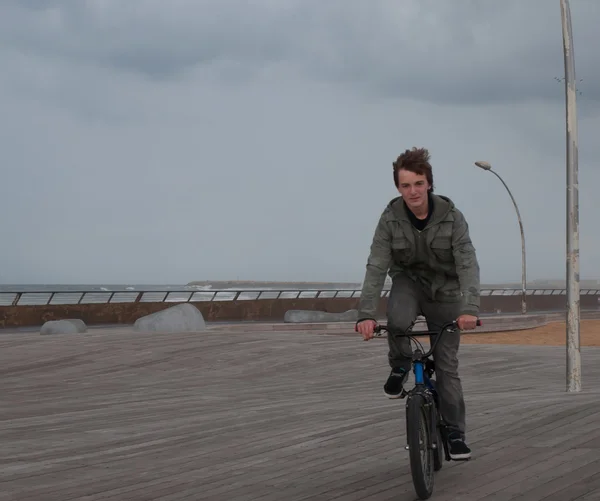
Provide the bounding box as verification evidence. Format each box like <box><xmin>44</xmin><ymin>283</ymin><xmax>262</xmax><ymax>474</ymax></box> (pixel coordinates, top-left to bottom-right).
<box><xmin>458</xmin><ymin>319</ymin><xmax>600</xmax><ymax>346</ymax></box>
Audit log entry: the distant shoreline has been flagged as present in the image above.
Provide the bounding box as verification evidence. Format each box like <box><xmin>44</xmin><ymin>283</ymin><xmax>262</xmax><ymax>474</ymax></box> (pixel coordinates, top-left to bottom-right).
<box><xmin>0</xmin><ymin>279</ymin><xmax>597</xmax><ymax>294</ymax></box>
<box><xmin>186</xmin><ymin>280</ymin><xmax>366</xmax><ymax>290</ymax></box>
<box><xmin>186</xmin><ymin>279</ymin><xmax>600</xmax><ymax>289</ymax></box>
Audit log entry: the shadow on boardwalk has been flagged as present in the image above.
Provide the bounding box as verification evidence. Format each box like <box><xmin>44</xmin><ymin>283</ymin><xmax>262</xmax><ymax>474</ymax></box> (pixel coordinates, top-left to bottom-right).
<box><xmin>1</xmin><ymin>328</ymin><xmax>600</xmax><ymax>501</ymax></box>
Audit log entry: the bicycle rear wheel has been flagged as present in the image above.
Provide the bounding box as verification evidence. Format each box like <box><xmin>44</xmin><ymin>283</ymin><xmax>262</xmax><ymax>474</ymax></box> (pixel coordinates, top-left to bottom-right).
<box><xmin>406</xmin><ymin>393</ymin><xmax>435</xmax><ymax>499</ymax></box>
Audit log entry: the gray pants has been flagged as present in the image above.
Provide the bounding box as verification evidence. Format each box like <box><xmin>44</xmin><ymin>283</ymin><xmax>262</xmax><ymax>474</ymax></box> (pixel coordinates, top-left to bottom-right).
<box><xmin>386</xmin><ymin>274</ymin><xmax>466</xmax><ymax>438</ymax></box>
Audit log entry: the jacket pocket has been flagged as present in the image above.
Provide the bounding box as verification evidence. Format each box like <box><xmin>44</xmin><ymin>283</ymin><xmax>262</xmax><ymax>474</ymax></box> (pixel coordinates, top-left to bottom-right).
<box><xmin>391</xmin><ymin>237</ymin><xmax>411</xmax><ymax>265</ymax></box>
<box><xmin>431</xmin><ymin>236</ymin><xmax>453</xmax><ymax>263</ymax></box>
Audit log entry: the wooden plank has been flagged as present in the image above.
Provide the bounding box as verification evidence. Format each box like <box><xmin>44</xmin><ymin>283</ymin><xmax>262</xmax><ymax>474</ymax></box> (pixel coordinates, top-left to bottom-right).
<box><xmin>1</xmin><ymin>329</ymin><xmax>600</xmax><ymax>501</ymax></box>
<box><xmin>501</xmin><ymin>463</ymin><xmax>600</xmax><ymax>501</ymax></box>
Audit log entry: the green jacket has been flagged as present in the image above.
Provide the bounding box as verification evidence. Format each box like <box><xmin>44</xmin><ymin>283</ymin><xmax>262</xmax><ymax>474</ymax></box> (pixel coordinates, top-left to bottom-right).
<box><xmin>357</xmin><ymin>193</ymin><xmax>480</xmax><ymax>320</ymax></box>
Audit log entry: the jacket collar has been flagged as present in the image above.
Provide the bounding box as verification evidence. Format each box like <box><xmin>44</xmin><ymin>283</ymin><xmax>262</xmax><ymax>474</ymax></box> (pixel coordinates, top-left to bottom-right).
<box><xmin>389</xmin><ymin>192</ymin><xmax>454</xmax><ymax>226</ymax></box>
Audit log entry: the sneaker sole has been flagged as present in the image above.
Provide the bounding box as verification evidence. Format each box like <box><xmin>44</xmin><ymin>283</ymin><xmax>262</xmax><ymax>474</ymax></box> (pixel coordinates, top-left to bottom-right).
<box><xmin>383</xmin><ymin>390</ymin><xmax>407</xmax><ymax>399</ymax></box>
<box><xmin>449</xmin><ymin>452</ymin><xmax>472</xmax><ymax>460</ymax></box>
<box><xmin>384</xmin><ymin>392</ymin><xmax>403</xmax><ymax>399</ymax></box>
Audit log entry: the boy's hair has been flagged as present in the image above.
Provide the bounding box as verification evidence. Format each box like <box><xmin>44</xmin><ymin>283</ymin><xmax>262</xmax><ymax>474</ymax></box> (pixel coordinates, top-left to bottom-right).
<box><xmin>393</xmin><ymin>147</ymin><xmax>434</xmax><ymax>192</ymax></box>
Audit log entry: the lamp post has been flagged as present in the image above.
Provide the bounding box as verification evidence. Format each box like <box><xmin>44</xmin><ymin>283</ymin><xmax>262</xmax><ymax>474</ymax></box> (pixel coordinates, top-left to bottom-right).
<box><xmin>560</xmin><ymin>0</ymin><xmax>581</xmax><ymax>393</ymax></box>
<box><xmin>474</xmin><ymin>161</ymin><xmax>527</xmax><ymax>314</ymax></box>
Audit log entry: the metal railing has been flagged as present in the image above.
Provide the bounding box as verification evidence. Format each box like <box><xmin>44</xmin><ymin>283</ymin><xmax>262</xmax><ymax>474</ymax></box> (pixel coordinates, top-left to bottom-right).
<box><xmin>0</xmin><ymin>288</ymin><xmax>598</xmax><ymax>307</ymax></box>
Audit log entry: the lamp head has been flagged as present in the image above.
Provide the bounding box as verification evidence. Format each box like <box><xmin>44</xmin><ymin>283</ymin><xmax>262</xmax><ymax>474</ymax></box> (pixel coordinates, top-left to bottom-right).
<box><xmin>475</xmin><ymin>161</ymin><xmax>492</xmax><ymax>171</ymax></box>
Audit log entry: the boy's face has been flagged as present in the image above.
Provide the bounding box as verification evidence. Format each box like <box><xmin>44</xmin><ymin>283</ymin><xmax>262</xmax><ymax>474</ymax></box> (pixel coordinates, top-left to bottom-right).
<box><xmin>397</xmin><ymin>169</ymin><xmax>430</xmax><ymax>213</ymax></box>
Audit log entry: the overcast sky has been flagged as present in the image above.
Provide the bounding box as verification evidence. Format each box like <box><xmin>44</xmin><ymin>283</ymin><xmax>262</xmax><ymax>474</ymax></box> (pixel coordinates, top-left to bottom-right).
<box><xmin>1</xmin><ymin>0</ymin><xmax>599</xmax><ymax>285</ymax></box>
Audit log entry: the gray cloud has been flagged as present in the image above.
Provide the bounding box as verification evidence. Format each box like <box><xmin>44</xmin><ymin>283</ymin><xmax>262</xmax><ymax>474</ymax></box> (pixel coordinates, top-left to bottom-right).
<box><xmin>2</xmin><ymin>1</ymin><xmax>599</xmax><ymax>107</ymax></box>
<box><xmin>1</xmin><ymin>1</ymin><xmax>599</xmax><ymax>285</ymax></box>
<box><xmin>0</xmin><ymin>1</ymin><xmax>293</xmax><ymax>80</ymax></box>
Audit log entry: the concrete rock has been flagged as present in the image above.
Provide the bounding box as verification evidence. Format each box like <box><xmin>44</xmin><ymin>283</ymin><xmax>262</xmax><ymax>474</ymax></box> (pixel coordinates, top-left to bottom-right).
<box><xmin>133</xmin><ymin>303</ymin><xmax>206</xmax><ymax>333</ymax></box>
<box><xmin>284</xmin><ymin>309</ymin><xmax>358</xmax><ymax>323</ymax></box>
<box><xmin>40</xmin><ymin>319</ymin><xmax>87</xmax><ymax>335</ymax></box>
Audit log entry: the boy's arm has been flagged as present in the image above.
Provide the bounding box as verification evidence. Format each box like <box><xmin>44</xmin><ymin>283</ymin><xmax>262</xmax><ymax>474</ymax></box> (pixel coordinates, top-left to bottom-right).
<box><xmin>357</xmin><ymin>213</ymin><xmax>393</xmax><ymax>321</ymax></box>
<box><xmin>451</xmin><ymin>209</ymin><xmax>480</xmax><ymax>317</ymax></box>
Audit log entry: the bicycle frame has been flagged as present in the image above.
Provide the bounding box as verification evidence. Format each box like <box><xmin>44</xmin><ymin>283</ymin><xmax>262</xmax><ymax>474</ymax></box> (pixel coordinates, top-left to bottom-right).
<box><xmin>374</xmin><ymin>317</ymin><xmax>482</xmax><ymax>381</ymax></box>
<box><xmin>373</xmin><ymin>317</ymin><xmax>482</xmax><ymax>461</ymax></box>
<box><xmin>374</xmin><ymin>318</ymin><xmax>459</xmax><ymax>381</ymax></box>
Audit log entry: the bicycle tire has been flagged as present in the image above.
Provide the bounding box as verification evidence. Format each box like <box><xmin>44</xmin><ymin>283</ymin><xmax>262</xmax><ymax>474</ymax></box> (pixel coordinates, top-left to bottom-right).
<box><xmin>406</xmin><ymin>393</ymin><xmax>435</xmax><ymax>499</ymax></box>
<box><xmin>429</xmin><ymin>381</ymin><xmax>444</xmax><ymax>471</ymax></box>
<box><xmin>433</xmin><ymin>421</ymin><xmax>444</xmax><ymax>471</ymax></box>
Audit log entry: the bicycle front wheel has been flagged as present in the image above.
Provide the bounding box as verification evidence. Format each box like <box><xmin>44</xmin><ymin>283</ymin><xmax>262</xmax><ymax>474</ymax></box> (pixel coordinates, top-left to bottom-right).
<box><xmin>433</xmin><ymin>421</ymin><xmax>444</xmax><ymax>471</ymax></box>
<box><xmin>406</xmin><ymin>393</ymin><xmax>435</xmax><ymax>499</ymax></box>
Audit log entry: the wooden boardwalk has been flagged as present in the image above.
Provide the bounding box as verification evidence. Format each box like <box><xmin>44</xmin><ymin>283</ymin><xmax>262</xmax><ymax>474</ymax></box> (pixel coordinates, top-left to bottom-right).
<box><xmin>1</xmin><ymin>326</ymin><xmax>600</xmax><ymax>501</ymax></box>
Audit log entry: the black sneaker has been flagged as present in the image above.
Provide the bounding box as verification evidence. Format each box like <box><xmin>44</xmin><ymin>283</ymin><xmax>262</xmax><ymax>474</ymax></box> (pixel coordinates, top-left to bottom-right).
<box><xmin>448</xmin><ymin>432</ymin><xmax>472</xmax><ymax>460</ymax></box>
<box><xmin>383</xmin><ymin>368</ymin><xmax>408</xmax><ymax>399</ymax></box>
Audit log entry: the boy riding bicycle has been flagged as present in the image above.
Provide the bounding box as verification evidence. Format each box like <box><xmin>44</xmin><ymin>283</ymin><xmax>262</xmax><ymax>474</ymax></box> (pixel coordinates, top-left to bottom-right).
<box><xmin>355</xmin><ymin>147</ymin><xmax>480</xmax><ymax>460</ymax></box>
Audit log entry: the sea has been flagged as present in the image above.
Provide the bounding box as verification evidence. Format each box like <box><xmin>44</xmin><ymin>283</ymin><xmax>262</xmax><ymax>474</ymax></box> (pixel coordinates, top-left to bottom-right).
<box><xmin>0</xmin><ymin>284</ymin><xmax>211</xmax><ymax>293</ymax></box>
<box><xmin>0</xmin><ymin>282</ymin><xmax>365</xmax><ymax>293</ymax></box>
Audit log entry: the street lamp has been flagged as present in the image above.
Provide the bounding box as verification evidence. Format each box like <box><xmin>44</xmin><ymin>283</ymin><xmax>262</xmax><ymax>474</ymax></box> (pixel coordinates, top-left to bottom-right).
<box><xmin>474</xmin><ymin>160</ymin><xmax>527</xmax><ymax>314</ymax></box>
<box><xmin>560</xmin><ymin>0</ymin><xmax>581</xmax><ymax>393</ymax></box>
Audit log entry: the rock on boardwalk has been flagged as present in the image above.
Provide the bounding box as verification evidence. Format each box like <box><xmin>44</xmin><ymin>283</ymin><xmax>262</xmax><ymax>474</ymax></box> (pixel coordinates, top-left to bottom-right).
<box><xmin>40</xmin><ymin>319</ymin><xmax>87</xmax><ymax>335</ymax></box>
<box><xmin>284</xmin><ymin>309</ymin><xmax>358</xmax><ymax>323</ymax></box>
<box><xmin>133</xmin><ymin>304</ymin><xmax>206</xmax><ymax>333</ymax></box>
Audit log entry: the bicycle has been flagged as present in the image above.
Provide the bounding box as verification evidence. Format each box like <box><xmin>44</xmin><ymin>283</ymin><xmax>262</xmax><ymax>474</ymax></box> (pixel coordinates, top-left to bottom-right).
<box><xmin>372</xmin><ymin>317</ymin><xmax>482</xmax><ymax>500</ymax></box>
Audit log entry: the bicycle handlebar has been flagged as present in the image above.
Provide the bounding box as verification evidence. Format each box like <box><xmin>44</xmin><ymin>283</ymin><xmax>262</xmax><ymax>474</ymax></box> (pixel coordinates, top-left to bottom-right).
<box><xmin>373</xmin><ymin>319</ymin><xmax>482</xmax><ymax>336</ymax></box>
<box><xmin>370</xmin><ymin>318</ymin><xmax>482</xmax><ymax>359</ymax></box>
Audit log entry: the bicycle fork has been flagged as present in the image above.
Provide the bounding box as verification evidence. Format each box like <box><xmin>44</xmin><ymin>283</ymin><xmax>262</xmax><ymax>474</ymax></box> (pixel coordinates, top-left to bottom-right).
<box><xmin>405</xmin><ymin>361</ymin><xmax>441</xmax><ymax>454</ymax></box>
